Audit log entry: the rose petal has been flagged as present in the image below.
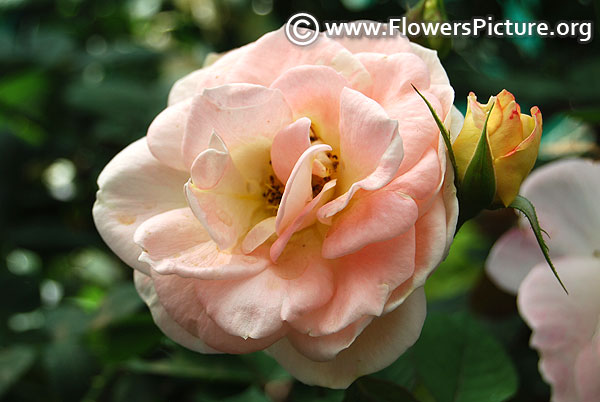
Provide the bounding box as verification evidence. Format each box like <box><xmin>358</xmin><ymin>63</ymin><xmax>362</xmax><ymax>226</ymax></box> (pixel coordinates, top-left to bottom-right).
<box><xmin>322</xmin><ymin>189</ymin><xmax>418</xmax><ymax>259</ymax></box>
<box><xmin>383</xmin><ymin>192</ymin><xmax>449</xmax><ymax>312</ymax></box>
<box><xmin>271</xmin><ymin>179</ymin><xmax>336</xmax><ymax>262</ymax></box>
<box><xmin>317</xmin><ymin>88</ymin><xmax>404</xmax><ymax>221</ymax></box>
<box><xmin>146</xmin><ymin>98</ymin><xmax>191</xmax><ymax>171</ymax></box>
<box><xmin>519</xmin><ymin>158</ymin><xmax>600</xmax><ymax>258</ymax></box>
<box><xmin>271</xmin><ymin>65</ymin><xmax>349</xmax><ymax>149</ymax></box>
<box><xmin>134</xmin><ymin>270</ymin><xmax>218</xmax><ymax>353</ymax></box>
<box><xmin>275</xmin><ymin>143</ymin><xmax>332</xmax><ymax>234</ymax></box>
<box><xmin>134</xmin><ymin>208</ymin><xmax>269</xmax><ymax>280</ymax></box>
<box><xmin>242</xmin><ymin>216</ymin><xmax>276</xmax><ymax>255</ymax></box>
<box><xmin>196</xmin><ymin>229</ymin><xmax>335</xmax><ymax>339</ymax></box>
<box><xmin>182</xmin><ymin>84</ymin><xmax>293</xmax><ymax>169</ymax></box>
<box><xmin>270</xmin><ymin>117</ymin><xmax>312</xmax><ymax>184</ymax></box>
<box><xmin>408</xmin><ymin>42</ymin><xmax>450</xmax><ymax>86</ymax></box>
<box><xmin>150</xmin><ymin>268</ymin><xmax>285</xmax><ymax>354</ymax></box>
<box><xmin>291</xmin><ymin>228</ymin><xmax>415</xmax><ymax>337</ymax></box>
<box><xmin>382</xmin><ymin>89</ymin><xmax>443</xmax><ymax>174</ymax></box>
<box><xmin>285</xmin><ymin>316</ymin><xmax>373</xmax><ymax>362</ymax></box>
<box><xmin>93</xmin><ymin>138</ymin><xmax>189</xmax><ymax>275</ymax></box>
<box><xmin>518</xmin><ymin>257</ymin><xmax>600</xmax><ymax>402</ymax></box>
<box><xmin>485</xmin><ymin>227</ymin><xmax>544</xmax><ymax>295</ymax></box>
<box><xmin>186</xmin><ymin>133</ymin><xmax>264</xmax><ymax>250</ymax></box>
<box><xmin>355</xmin><ymin>52</ymin><xmax>431</xmax><ymax>104</ymax></box>
<box><xmin>338</xmin><ymin>87</ymin><xmax>402</xmax><ymax>188</ymax></box>
<box><xmin>267</xmin><ymin>287</ymin><xmax>426</xmax><ymax>389</ymax></box>
<box><xmin>574</xmin><ymin>334</ymin><xmax>600</xmax><ymax>402</ymax></box>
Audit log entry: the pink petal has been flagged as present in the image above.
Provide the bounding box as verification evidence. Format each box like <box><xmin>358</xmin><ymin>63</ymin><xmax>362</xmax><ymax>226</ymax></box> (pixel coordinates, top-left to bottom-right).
<box><xmin>134</xmin><ymin>271</ymin><xmax>218</xmax><ymax>353</ymax></box>
<box><xmin>149</xmin><ymin>267</ymin><xmax>285</xmax><ymax>354</ymax></box>
<box><xmin>316</xmin><ymin>88</ymin><xmax>404</xmax><ymax>222</ymax></box>
<box><xmin>133</xmin><ymin>208</ymin><xmax>269</xmax><ymax>280</ymax></box>
<box><xmin>182</xmin><ymin>84</ymin><xmax>293</xmax><ymax>169</ymax></box>
<box><xmin>146</xmin><ymin>98</ymin><xmax>191</xmax><ymax>171</ymax></box>
<box><xmin>383</xmin><ymin>193</ymin><xmax>450</xmax><ymax>312</ymax></box>
<box><xmin>275</xmin><ymin>144</ymin><xmax>332</xmax><ymax>234</ymax></box>
<box><xmin>271</xmin><ymin>179</ymin><xmax>336</xmax><ymax>262</ymax></box>
<box><xmin>242</xmin><ymin>216</ymin><xmax>276</xmax><ymax>255</ymax></box>
<box><xmin>355</xmin><ymin>52</ymin><xmax>431</xmax><ymax>104</ymax></box>
<box><xmin>388</xmin><ymin>146</ymin><xmax>442</xmax><ymax>203</ymax></box>
<box><xmin>92</xmin><ymin>138</ymin><xmax>189</xmax><ymax>275</ymax></box>
<box><xmin>285</xmin><ymin>316</ymin><xmax>373</xmax><ymax>362</ymax></box>
<box><xmin>218</xmin><ymin>27</ymin><xmax>370</xmax><ymax>90</ymax></box>
<box><xmin>266</xmin><ymin>287</ymin><xmax>426</xmax><ymax>389</ymax></box>
<box><xmin>270</xmin><ymin>65</ymin><xmax>349</xmax><ymax>149</ymax></box>
<box><xmin>382</xmin><ymin>89</ymin><xmax>443</xmax><ymax>175</ymax></box>
<box><xmin>291</xmin><ymin>228</ymin><xmax>415</xmax><ymax>337</ymax></box>
<box><xmin>322</xmin><ymin>189</ymin><xmax>418</xmax><ymax>259</ymax></box>
<box><xmin>338</xmin><ymin>87</ymin><xmax>402</xmax><ymax>188</ymax></box>
<box><xmin>408</xmin><ymin>42</ymin><xmax>451</xmax><ymax>86</ymax></box>
<box><xmin>270</xmin><ymin>117</ymin><xmax>312</xmax><ymax>184</ymax></box>
<box><xmin>196</xmin><ymin>229</ymin><xmax>335</xmax><ymax>339</ymax></box>
<box><xmin>186</xmin><ymin>133</ymin><xmax>263</xmax><ymax>250</ymax></box>
<box><xmin>318</xmin><ymin>131</ymin><xmax>403</xmax><ymax>222</ymax></box>
<box><xmin>485</xmin><ymin>227</ymin><xmax>544</xmax><ymax>295</ymax></box>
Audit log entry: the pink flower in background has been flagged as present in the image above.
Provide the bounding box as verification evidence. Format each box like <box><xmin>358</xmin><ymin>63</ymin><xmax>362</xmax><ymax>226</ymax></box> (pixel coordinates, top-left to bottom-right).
<box><xmin>93</xmin><ymin>25</ymin><xmax>461</xmax><ymax>388</ymax></box>
<box><xmin>486</xmin><ymin>159</ymin><xmax>600</xmax><ymax>401</ymax></box>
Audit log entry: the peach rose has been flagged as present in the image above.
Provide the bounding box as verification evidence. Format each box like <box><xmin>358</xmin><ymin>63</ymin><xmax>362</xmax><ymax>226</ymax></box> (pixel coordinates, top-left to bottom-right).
<box><xmin>93</xmin><ymin>26</ymin><xmax>460</xmax><ymax>388</ymax></box>
<box><xmin>486</xmin><ymin>159</ymin><xmax>600</xmax><ymax>401</ymax></box>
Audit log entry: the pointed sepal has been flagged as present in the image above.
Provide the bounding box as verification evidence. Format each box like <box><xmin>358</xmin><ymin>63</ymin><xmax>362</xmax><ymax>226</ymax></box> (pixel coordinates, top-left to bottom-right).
<box><xmin>509</xmin><ymin>195</ymin><xmax>568</xmax><ymax>294</ymax></box>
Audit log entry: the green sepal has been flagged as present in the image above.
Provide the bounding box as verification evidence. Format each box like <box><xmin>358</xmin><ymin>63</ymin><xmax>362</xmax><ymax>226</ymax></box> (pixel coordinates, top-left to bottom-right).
<box><xmin>411</xmin><ymin>84</ymin><xmax>458</xmax><ymax>181</ymax></box>
<box><xmin>509</xmin><ymin>195</ymin><xmax>568</xmax><ymax>294</ymax></box>
<box><xmin>457</xmin><ymin>103</ymin><xmax>496</xmax><ymax>226</ymax></box>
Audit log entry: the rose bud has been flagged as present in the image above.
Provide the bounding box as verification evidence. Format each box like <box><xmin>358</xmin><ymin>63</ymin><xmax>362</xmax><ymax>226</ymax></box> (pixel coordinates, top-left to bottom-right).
<box><xmin>453</xmin><ymin>90</ymin><xmax>542</xmax><ymax>208</ymax></box>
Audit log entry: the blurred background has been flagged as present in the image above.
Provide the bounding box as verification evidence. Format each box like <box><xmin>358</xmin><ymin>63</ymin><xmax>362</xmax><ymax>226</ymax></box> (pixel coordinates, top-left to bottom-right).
<box><xmin>0</xmin><ymin>0</ymin><xmax>598</xmax><ymax>401</ymax></box>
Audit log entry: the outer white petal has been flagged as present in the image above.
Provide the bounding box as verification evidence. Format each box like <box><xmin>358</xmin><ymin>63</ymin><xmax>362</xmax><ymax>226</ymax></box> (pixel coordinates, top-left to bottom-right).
<box><xmin>93</xmin><ymin>138</ymin><xmax>189</xmax><ymax>274</ymax></box>
<box><xmin>518</xmin><ymin>257</ymin><xmax>600</xmax><ymax>402</ymax></box>
<box><xmin>485</xmin><ymin>228</ymin><xmax>545</xmax><ymax>295</ymax></box>
<box><xmin>266</xmin><ymin>287</ymin><xmax>426</xmax><ymax>389</ymax></box>
<box><xmin>519</xmin><ymin>159</ymin><xmax>600</xmax><ymax>258</ymax></box>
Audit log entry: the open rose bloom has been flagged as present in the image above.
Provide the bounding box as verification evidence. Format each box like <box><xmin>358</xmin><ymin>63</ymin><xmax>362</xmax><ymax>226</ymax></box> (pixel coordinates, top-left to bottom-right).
<box><xmin>93</xmin><ymin>26</ymin><xmax>462</xmax><ymax>388</ymax></box>
<box><xmin>486</xmin><ymin>159</ymin><xmax>600</xmax><ymax>401</ymax></box>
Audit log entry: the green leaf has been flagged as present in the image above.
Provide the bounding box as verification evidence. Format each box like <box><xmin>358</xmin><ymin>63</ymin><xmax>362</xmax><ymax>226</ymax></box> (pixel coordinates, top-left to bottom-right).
<box><xmin>122</xmin><ymin>353</ymin><xmax>254</xmax><ymax>383</ymax></box>
<box><xmin>239</xmin><ymin>352</ymin><xmax>291</xmax><ymax>383</ymax></box>
<box><xmin>412</xmin><ymin>312</ymin><xmax>518</xmax><ymax>402</ymax></box>
<box><xmin>0</xmin><ymin>345</ymin><xmax>36</xmax><ymax>398</ymax></box>
<box><xmin>343</xmin><ymin>377</ymin><xmax>418</xmax><ymax>402</ymax></box>
<box><xmin>222</xmin><ymin>386</ymin><xmax>271</xmax><ymax>402</ymax></box>
<box><xmin>373</xmin><ymin>352</ymin><xmax>416</xmax><ymax>390</ymax></box>
<box><xmin>509</xmin><ymin>195</ymin><xmax>568</xmax><ymax>293</ymax></box>
<box><xmin>412</xmin><ymin>84</ymin><xmax>457</xmax><ymax>179</ymax></box>
<box><xmin>91</xmin><ymin>283</ymin><xmax>144</xmax><ymax>329</ymax></box>
<box><xmin>458</xmin><ymin>103</ymin><xmax>496</xmax><ymax>225</ymax></box>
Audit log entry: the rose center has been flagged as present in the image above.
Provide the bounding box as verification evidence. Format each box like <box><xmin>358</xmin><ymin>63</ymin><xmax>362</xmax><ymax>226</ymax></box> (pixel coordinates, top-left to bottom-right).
<box><xmin>262</xmin><ymin>167</ymin><xmax>284</xmax><ymax>214</ymax></box>
<box><xmin>310</xmin><ymin>126</ymin><xmax>339</xmax><ymax>197</ymax></box>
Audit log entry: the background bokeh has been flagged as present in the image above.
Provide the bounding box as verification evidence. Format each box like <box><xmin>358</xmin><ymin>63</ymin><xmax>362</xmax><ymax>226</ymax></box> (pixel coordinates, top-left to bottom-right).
<box><xmin>1</xmin><ymin>0</ymin><xmax>598</xmax><ymax>401</ymax></box>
